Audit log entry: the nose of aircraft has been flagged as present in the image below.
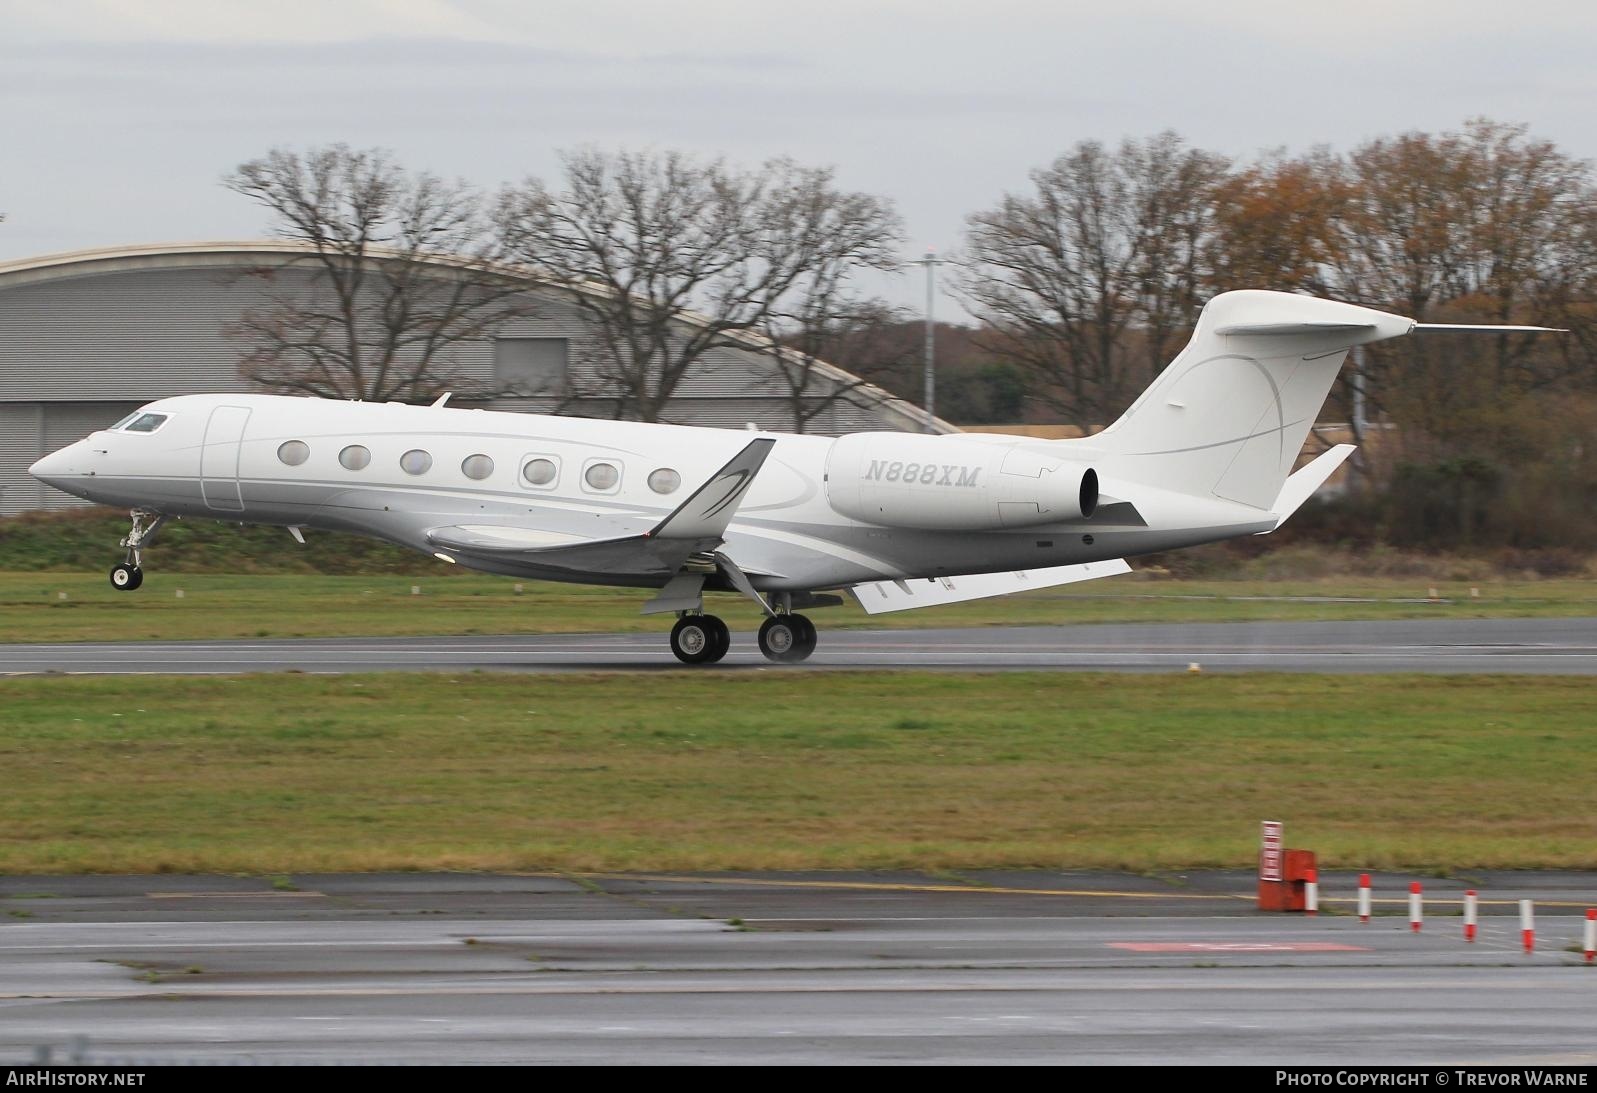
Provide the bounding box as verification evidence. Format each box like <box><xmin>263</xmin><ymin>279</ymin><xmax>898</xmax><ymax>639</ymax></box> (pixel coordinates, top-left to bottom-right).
<box><xmin>29</xmin><ymin>443</ymin><xmax>86</xmax><ymax>491</ymax></box>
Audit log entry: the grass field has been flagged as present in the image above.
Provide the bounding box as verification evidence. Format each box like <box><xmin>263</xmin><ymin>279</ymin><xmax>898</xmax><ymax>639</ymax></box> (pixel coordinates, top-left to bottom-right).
<box><xmin>1</xmin><ymin>671</ymin><xmax>1592</xmax><ymax>875</ymax></box>
<box><xmin>4</xmin><ymin>571</ymin><xmax>1596</xmax><ymax>644</ymax></box>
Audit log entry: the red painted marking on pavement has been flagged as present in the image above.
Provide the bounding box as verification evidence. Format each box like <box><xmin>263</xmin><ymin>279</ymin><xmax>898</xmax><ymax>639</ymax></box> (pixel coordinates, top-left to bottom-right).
<box><xmin>1107</xmin><ymin>942</ymin><xmax>1369</xmax><ymax>953</ymax></box>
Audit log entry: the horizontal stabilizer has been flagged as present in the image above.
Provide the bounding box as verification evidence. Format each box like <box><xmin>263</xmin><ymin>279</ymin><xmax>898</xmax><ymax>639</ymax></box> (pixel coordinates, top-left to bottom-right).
<box><xmin>1216</xmin><ymin>321</ymin><xmax>1377</xmax><ymax>336</ymax></box>
<box><xmin>850</xmin><ymin>558</ymin><xmax>1131</xmax><ymax>615</ymax></box>
<box><xmin>1265</xmin><ymin>443</ymin><xmax>1355</xmax><ymax>532</ymax></box>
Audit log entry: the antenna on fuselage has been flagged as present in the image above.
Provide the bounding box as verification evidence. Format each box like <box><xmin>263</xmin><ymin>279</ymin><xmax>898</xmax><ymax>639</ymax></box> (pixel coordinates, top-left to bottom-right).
<box><xmin>431</xmin><ymin>392</ymin><xmax>453</xmax><ymax>408</ymax></box>
<box><xmin>1412</xmin><ymin>323</ymin><xmax>1566</xmax><ymax>334</ymax></box>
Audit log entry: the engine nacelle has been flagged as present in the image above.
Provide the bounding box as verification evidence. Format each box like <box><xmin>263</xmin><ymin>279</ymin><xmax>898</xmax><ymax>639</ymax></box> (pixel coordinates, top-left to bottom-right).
<box><xmin>824</xmin><ymin>433</ymin><xmax>1098</xmax><ymax>531</ymax></box>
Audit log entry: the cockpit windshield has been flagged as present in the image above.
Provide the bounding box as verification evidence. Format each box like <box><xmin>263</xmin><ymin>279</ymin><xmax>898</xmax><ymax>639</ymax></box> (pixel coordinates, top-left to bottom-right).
<box><xmin>121</xmin><ymin>413</ymin><xmax>170</xmax><ymax>434</ymax></box>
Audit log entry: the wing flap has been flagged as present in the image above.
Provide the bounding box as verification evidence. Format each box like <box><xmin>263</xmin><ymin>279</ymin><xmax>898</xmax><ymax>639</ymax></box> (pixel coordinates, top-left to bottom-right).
<box><xmin>850</xmin><ymin>559</ymin><xmax>1132</xmax><ymax>615</ymax></box>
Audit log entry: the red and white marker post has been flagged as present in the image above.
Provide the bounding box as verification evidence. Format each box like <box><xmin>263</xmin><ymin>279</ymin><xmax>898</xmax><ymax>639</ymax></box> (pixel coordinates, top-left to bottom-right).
<box><xmin>1520</xmin><ymin>899</ymin><xmax>1535</xmax><ymax>954</ymax></box>
<box><xmin>1305</xmin><ymin>868</ymin><xmax>1318</xmax><ymax>916</ymax></box>
<box><xmin>1358</xmin><ymin>874</ymin><xmax>1371</xmax><ymax>924</ymax></box>
<box><xmin>1409</xmin><ymin>881</ymin><xmax>1423</xmax><ymax>933</ymax></box>
<box><xmin>1463</xmin><ymin>890</ymin><xmax>1478</xmax><ymax>942</ymax></box>
<box><xmin>1584</xmin><ymin>909</ymin><xmax>1595</xmax><ymax>964</ymax></box>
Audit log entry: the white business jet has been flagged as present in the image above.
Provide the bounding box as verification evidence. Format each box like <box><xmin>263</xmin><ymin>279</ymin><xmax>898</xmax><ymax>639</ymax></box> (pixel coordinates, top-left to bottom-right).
<box><xmin>29</xmin><ymin>290</ymin><xmax>1552</xmax><ymax>664</ymax></box>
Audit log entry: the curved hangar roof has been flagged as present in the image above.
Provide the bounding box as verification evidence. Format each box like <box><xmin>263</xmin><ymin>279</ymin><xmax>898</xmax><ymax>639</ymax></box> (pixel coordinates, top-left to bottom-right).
<box><xmin>0</xmin><ymin>240</ymin><xmax>947</xmax><ymax>433</ymax></box>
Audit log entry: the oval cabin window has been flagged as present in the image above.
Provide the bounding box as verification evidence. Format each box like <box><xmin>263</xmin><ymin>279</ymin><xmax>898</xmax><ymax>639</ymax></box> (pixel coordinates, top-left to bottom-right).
<box><xmin>584</xmin><ymin>462</ymin><xmax>619</xmax><ymax>491</ymax></box>
<box><xmin>522</xmin><ymin>458</ymin><xmax>557</xmax><ymax>486</ymax></box>
<box><xmin>339</xmin><ymin>445</ymin><xmax>371</xmax><ymax>471</ymax></box>
<box><xmin>461</xmin><ymin>454</ymin><xmax>494</xmax><ymax>481</ymax></box>
<box><xmin>277</xmin><ymin>440</ymin><xmax>310</xmax><ymax>466</ymax></box>
<box><xmin>647</xmin><ymin>468</ymin><xmax>681</xmax><ymax>495</ymax></box>
<box><xmin>400</xmin><ymin>449</ymin><xmax>433</xmax><ymax>476</ymax></box>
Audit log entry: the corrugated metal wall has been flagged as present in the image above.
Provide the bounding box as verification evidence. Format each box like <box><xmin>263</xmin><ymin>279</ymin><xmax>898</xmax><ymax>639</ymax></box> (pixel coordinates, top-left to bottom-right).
<box><xmin>0</xmin><ymin>250</ymin><xmax>936</xmax><ymax>513</ymax></box>
<box><xmin>0</xmin><ymin>401</ymin><xmax>140</xmax><ymax>515</ymax></box>
<box><xmin>0</xmin><ymin>269</ymin><xmax>268</xmax><ymax>400</ymax></box>
<box><xmin>0</xmin><ymin>403</ymin><xmax>45</xmax><ymax>516</ymax></box>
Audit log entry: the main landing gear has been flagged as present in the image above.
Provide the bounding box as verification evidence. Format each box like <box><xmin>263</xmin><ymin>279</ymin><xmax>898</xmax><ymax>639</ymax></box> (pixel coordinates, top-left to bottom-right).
<box><xmin>666</xmin><ymin>611</ymin><xmax>818</xmax><ymax>665</ymax></box>
<box><xmin>110</xmin><ymin>509</ymin><xmax>168</xmax><ymax>592</ymax></box>
<box><xmin>669</xmin><ymin>614</ymin><xmax>731</xmax><ymax>664</ymax></box>
<box><xmin>757</xmin><ymin>613</ymin><xmax>816</xmax><ymax>663</ymax></box>
<box><xmin>657</xmin><ymin>562</ymin><xmax>829</xmax><ymax>666</ymax></box>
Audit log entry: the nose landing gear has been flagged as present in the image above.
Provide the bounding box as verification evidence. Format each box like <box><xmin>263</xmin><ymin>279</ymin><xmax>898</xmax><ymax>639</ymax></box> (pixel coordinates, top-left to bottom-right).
<box><xmin>110</xmin><ymin>509</ymin><xmax>168</xmax><ymax>592</ymax></box>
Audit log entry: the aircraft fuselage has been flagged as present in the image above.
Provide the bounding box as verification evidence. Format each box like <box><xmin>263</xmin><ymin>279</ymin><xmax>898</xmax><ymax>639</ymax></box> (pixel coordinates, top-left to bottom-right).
<box><xmin>30</xmin><ymin>392</ymin><xmax>1271</xmax><ymax>592</ymax></box>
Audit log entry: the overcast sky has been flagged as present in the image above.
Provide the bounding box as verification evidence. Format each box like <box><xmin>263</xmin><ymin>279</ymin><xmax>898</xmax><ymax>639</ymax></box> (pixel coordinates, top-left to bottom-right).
<box><xmin>6</xmin><ymin>0</ymin><xmax>1597</xmax><ymax>315</ymax></box>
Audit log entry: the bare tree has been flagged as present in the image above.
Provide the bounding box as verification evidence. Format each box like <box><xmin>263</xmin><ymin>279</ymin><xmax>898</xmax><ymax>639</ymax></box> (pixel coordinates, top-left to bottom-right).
<box><xmin>960</xmin><ymin>133</ymin><xmax>1229</xmax><ymax>432</ymax></box>
<box><xmin>495</xmin><ymin>149</ymin><xmax>903</xmax><ymax>423</ymax></box>
<box><xmin>224</xmin><ymin>145</ymin><xmax>537</xmax><ymax>403</ymax></box>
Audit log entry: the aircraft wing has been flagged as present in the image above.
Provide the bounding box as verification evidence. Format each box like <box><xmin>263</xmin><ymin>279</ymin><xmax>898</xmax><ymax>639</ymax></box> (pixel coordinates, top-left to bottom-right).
<box><xmin>850</xmin><ymin>558</ymin><xmax>1132</xmax><ymax>615</ymax></box>
<box><xmin>425</xmin><ymin>437</ymin><xmax>778</xmax><ymax>577</ymax></box>
<box><xmin>425</xmin><ymin>524</ymin><xmax>697</xmax><ymax>576</ymax></box>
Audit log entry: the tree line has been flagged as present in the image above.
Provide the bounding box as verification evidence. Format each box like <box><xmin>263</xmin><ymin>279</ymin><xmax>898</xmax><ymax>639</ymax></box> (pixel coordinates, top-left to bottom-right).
<box><xmin>226</xmin><ymin>120</ymin><xmax>1597</xmax><ymax>549</ymax></box>
<box><xmin>957</xmin><ymin>120</ymin><xmax>1597</xmax><ymax>550</ymax></box>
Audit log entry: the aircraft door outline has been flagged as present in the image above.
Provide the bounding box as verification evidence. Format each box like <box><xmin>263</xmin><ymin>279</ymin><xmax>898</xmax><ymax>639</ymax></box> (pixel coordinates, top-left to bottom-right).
<box><xmin>200</xmin><ymin>405</ymin><xmax>251</xmax><ymax>512</ymax></box>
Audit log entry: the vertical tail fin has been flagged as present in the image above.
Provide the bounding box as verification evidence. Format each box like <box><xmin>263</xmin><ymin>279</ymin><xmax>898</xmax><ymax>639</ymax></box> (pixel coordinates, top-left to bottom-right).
<box><xmin>1088</xmin><ymin>291</ymin><xmax>1413</xmax><ymax>509</ymax></box>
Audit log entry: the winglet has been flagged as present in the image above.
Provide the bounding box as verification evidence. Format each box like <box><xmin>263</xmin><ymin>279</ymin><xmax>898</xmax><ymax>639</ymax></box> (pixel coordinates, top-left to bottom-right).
<box><xmin>1265</xmin><ymin>444</ymin><xmax>1355</xmax><ymax>531</ymax></box>
<box><xmin>649</xmin><ymin>437</ymin><xmax>776</xmax><ymax>541</ymax></box>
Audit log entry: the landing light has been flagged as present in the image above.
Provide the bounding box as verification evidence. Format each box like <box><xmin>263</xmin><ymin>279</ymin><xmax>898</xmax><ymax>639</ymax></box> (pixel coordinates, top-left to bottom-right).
<box><xmin>433</xmin><ymin>552</ymin><xmax>457</xmax><ymax>564</ymax></box>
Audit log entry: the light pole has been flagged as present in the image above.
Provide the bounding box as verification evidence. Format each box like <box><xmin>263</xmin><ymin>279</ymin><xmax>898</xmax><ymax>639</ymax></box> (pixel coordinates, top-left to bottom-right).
<box><xmin>912</xmin><ymin>249</ymin><xmax>945</xmax><ymax>433</ymax></box>
<box><xmin>1350</xmin><ymin>344</ymin><xmax>1367</xmax><ymax>436</ymax></box>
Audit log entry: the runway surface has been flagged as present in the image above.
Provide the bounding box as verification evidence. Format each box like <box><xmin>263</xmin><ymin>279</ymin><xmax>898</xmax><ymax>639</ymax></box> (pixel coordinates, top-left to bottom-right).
<box><xmin>2</xmin><ymin>617</ymin><xmax>1595</xmax><ymax>674</ymax></box>
<box><xmin>3</xmin><ymin>871</ymin><xmax>1595</xmax><ymax>1065</ymax></box>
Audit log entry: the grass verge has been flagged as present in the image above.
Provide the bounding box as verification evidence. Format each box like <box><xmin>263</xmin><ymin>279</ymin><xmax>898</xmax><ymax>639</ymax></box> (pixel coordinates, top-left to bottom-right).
<box><xmin>1</xmin><ymin>671</ymin><xmax>1592</xmax><ymax>874</ymax></box>
<box><xmin>4</xmin><ymin>571</ymin><xmax>1596</xmax><ymax>644</ymax></box>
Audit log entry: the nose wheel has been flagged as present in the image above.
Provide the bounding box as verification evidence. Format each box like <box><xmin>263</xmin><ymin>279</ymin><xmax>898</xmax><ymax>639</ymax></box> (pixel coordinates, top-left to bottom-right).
<box><xmin>670</xmin><ymin>614</ymin><xmax>731</xmax><ymax>664</ymax></box>
<box><xmin>110</xmin><ymin>563</ymin><xmax>143</xmax><ymax>591</ymax></box>
<box><xmin>757</xmin><ymin>613</ymin><xmax>817</xmax><ymax>663</ymax></box>
<box><xmin>110</xmin><ymin>509</ymin><xmax>168</xmax><ymax>591</ymax></box>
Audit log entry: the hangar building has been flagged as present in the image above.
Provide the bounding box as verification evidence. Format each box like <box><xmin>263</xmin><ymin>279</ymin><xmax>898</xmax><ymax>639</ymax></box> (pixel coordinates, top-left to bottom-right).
<box><xmin>0</xmin><ymin>242</ymin><xmax>941</xmax><ymax>514</ymax></box>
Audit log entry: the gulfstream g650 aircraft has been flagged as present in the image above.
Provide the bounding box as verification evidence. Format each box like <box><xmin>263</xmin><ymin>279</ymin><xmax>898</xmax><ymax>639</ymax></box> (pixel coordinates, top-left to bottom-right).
<box><xmin>29</xmin><ymin>290</ymin><xmax>1551</xmax><ymax>664</ymax></box>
